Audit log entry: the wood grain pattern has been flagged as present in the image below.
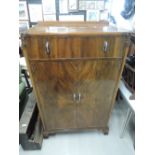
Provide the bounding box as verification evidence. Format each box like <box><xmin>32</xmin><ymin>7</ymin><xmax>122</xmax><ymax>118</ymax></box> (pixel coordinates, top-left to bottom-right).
<box><xmin>31</xmin><ymin>61</ymin><xmax>77</xmax><ymax>130</ymax></box>
<box><xmin>76</xmin><ymin>60</ymin><xmax>121</xmax><ymax>128</ymax></box>
<box><xmin>106</xmin><ymin>39</ymin><xmax>130</xmax><ymax>126</ymax></box>
<box><xmin>22</xmin><ymin>22</ymin><xmax>130</xmax><ymax>136</ymax></box>
<box><xmin>30</xmin><ymin>60</ymin><xmax>121</xmax><ymax>131</ymax></box>
<box><xmin>26</xmin><ymin>36</ymin><xmax>125</xmax><ymax>60</ymax></box>
<box><xmin>21</xmin><ymin>35</ymin><xmax>46</xmax><ymax>129</ymax></box>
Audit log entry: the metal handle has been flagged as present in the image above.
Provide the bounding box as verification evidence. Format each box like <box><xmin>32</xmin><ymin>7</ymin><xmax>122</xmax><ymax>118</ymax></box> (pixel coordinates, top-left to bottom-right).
<box><xmin>73</xmin><ymin>93</ymin><xmax>76</xmax><ymax>101</ymax></box>
<box><xmin>78</xmin><ymin>93</ymin><xmax>81</xmax><ymax>102</ymax></box>
<box><xmin>103</xmin><ymin>41</ymin><xmax>108</xmax><ymax>52</ymax></box>
<box><xmin>45</xmin><ymin>41</ymin><xmax>50</xmax><ymax>55</ymax></box>
<box><xmin>73</xmin><ymin>93</ymin><xmax>81</xmax><ymax>103</ymax></box>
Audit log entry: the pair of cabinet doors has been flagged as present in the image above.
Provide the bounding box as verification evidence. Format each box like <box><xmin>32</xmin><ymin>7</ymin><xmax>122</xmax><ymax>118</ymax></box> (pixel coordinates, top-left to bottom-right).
<box><xmin>31</xmin><ymin>59</ymin><xmax>121</xmax><ymax>131</ymax></box>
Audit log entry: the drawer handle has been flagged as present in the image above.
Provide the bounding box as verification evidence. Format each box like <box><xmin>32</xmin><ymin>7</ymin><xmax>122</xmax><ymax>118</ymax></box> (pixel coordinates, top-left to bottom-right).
<box><xmin>45</xmin><ymin>41</ymin><xmax>50</xmax><ymax>55</ymax></box>
<box><xmin>103</xmin><ymin>41</ymin><xmax>109</xmax><ymax>52</ymax></box>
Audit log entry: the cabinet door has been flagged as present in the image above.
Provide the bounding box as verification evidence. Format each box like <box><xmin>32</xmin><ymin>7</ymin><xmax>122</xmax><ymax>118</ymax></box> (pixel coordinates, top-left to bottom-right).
<box><xmin>31</xmin><ymin>61</ymin><xmax>78</xmax><ymax>131</ymax></box>
<box><xmin>76</xmin><ymin>60</ymin><xmax>121</xmax><ymax>128</ymax></box>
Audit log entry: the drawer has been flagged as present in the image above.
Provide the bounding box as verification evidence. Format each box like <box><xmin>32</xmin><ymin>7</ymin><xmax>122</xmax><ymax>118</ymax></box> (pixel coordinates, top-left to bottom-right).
<box><xmin>57</xmin><ymin>36</ymin><xmax>125</xmax><ymax>58</ymax></box>
<box><xmin>26</xmin><ymin>36</ymin><xmax>125</xmax><ymax>60</ymax></box>
<box><xmin>26</xmin><ymin>36</ymin><xmax>57</xmax><ymax>59</ymax></box>
<box><xmin>26</xmin><ymin>36</ymin><xmax>82</xmax><ymax>59</ymax></box>
<box><xmin>56</xmin><ymin>37</ymin><xmax>81</xmax><ymax>58</ymax></box>
<box><xmin>80</xmin><ymin>36</ymin><xmax>125</xmax><ymax>58</ymax></box>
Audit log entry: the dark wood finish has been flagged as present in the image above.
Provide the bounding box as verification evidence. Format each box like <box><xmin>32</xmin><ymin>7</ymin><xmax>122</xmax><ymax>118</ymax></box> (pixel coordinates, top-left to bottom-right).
<box><xmin>22</xmin><ymin>22</ymin><xmax>130</xmax><ymax>136</ymax></box>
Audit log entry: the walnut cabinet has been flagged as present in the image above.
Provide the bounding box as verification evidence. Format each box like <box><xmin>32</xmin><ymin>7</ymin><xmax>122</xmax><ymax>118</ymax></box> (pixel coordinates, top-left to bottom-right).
<box><xmin>22</xmin><ymin>21</ymin><xmax>130</xmax><ymax>137</ymax></box>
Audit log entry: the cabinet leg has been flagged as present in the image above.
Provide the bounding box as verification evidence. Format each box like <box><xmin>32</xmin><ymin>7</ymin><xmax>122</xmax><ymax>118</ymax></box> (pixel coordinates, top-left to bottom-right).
<box><xmin>50</xmin><ymin>133</ymin><xmax>56</xmax><ymax>136</ymax></box>
<box><xmin>43</xmin><ymin>132</ymin><xmax>56</xmax><ymax>138</ymax></box>
<box><xmin>102</xmin><ymin>126</ymin><xmax>109</xmax><ymax>135</ymax></box>
<box><xmin>43</xmin><ymin>132</ymin><xmax>49</xmax><ymax>139</ymax></box>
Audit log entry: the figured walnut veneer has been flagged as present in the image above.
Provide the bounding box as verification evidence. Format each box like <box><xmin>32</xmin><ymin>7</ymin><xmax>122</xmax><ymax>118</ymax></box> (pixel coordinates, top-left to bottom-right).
<box><xmin>22</xmin><ymin>21</ymin><xmax>130</xmax><ymax>136</ymax></box>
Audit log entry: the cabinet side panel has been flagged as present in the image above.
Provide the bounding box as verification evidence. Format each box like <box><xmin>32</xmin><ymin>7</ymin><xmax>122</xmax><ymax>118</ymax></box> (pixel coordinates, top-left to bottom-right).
<box><xmin>21</xmin><ymin>35</ymin><xmax>47</xmax><ymax>130</ymax></box>
<box><xmin>106</xmin><ymin>36</ymin><xmax>131</xmax><ymax>125</ymax></box>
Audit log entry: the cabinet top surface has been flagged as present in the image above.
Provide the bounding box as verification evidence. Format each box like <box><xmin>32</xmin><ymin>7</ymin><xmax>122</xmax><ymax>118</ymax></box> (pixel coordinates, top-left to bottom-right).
<box><xmin>25</xmin><ymin>21</ymin><xmax>132</xmax><ymax>36</ymax></box>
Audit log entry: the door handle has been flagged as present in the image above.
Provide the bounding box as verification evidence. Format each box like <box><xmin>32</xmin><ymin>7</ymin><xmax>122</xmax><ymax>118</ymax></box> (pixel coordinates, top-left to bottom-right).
<box><xmin>78</xmin><ymin>93</ymin><xmax>81</xmax><ymax>102</ymax></box>
<box><xmin>73</xmin><ymin>93</ymin><xmax>81</xmax><ymax>103</ymax></box>
<box><xmin>73</xmin><ymin>93</ymin><xmax>76</xmax><ymax>102</ymax></box>
<box><xmin>103</xmin><ymin>41</ymin><xmax>109</xmax><ymax>52</ymax></box>
<box><xmin>45</xmin><ymin>41</ymin><xmax>50</xmax><ymax>55</ymax></box>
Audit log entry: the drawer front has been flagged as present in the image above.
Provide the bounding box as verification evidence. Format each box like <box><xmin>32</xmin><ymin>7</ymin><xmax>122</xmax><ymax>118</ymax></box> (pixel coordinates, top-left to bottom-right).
<box><xmin>26</xmin><ymin>36</ymin><xmax>125</xmax><ymax>60</ymax></box>
<box><xmin>26</xmin><ymin>36</ymin><xmax>57</xmax><ymax>59</ymax></box>
<box><xmin>57</xmin><ymin>36</ymin><xmax>124</xmax><ymax>59</ymax></box>
<box><xmin>26</xmin><ymin>36</ymin><xmax>82</xmax><ymax>60</ymax></box>
<box><xmin>56</xmin><ymin>37</ymin><xmax>81</xmax><ymax>58</ymax></box>
<box><xmin>80</xmin><ymin>36</ymin><xmax>124</xmax><ymax>58</ymax></box>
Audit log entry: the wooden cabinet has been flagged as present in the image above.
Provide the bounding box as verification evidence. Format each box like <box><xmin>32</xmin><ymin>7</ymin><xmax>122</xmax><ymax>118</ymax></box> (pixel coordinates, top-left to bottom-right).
<box><xmin>22</xmin><ymin>21</ymin><xmax>130</xmax><ymax>136</ymax></box>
